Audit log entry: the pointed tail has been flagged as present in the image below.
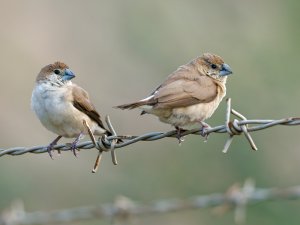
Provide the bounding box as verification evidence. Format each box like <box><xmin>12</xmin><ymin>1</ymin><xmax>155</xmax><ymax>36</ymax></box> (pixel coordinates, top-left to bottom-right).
<box><xmin>114</xmin><ymin>101</ymin><xmax>148</xmax><ymax>110</ymax></box>
<box><xmin>115</xmin><ymin>96</ymin><xmax>155</xmax><ymax>110</ymax></box>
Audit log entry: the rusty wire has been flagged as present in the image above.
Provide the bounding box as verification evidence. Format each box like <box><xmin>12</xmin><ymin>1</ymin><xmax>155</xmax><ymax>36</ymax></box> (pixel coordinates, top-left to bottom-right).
<box><xmin>1</xmin><ymin>179</ymin><xmax>300</xmax><ymax>225</ymax></box>
<box><xmin>1</xmin><ymin>98</ymin><xmax>300</xmax><ymax>170</ymax></box>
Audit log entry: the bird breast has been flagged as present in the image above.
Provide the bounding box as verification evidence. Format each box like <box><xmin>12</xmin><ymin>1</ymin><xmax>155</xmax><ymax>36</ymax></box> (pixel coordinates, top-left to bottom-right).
<box><xmin>164</xmin><ymin>87</ymin><xmax>226</xmax><ymax>127</ymax></box>
<box><xmin>31</xmin><ymin>83</ymin><xmax>95</xmax><ymax>137</ymax></box>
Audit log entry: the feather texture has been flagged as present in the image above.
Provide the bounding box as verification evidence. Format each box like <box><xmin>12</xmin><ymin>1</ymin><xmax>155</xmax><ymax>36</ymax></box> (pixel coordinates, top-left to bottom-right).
<box><xmin>115</xmin><ymin>53</ymin><xmax>232</xmax><ymax>128</ymax></box>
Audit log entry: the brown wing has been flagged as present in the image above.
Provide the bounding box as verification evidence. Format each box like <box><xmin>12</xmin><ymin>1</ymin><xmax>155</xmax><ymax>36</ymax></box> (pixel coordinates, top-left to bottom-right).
<box><xmin>72</xmin><ymin>85</ymin><xmax>106</xmax><ymax>130</ymax></box>
<box><xmin>153</xmin><ymin>74</ymin><xmax>218</xmax><ymax>109</ymax></box>
<box><xmin>116</xmin><ymin>60</ymin><xmax>219</xmax><ymax>110</ymax></box>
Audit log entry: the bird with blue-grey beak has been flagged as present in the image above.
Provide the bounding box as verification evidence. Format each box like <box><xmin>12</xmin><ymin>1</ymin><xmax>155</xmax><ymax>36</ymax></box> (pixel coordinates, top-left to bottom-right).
<box><xmin>115</xmin><ymin>53</ymin><xmax>233</xmax><ymax>141</ymax></box>
<box><xmin>31</xmin><ymin>62</ymin><xmax>110</xmax><ymax>158</ymax></box>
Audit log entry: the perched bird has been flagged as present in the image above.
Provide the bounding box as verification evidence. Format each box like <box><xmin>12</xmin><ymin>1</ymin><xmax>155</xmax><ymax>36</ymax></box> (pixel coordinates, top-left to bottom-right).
<box><xmin>31</xmin><ymin>62</ymin><xmax>110</xmax><ymax>158</ymax></box>
<box><xmin>115</xmin><ymin>53</ymin><xmax>232</xmax><ymax>140</ymax></box>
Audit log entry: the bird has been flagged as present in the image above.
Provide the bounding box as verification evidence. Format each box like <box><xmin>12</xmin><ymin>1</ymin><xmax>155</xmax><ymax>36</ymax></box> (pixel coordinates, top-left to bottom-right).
<box><xmin>115</xmin><ymin>53</ymin><xmax>233</xmax><ymax>141</ymax></box>
<box><xmin>31</xmin><ymin>62</ymin><xmax>111</xmax><ymax>158</ymax></box>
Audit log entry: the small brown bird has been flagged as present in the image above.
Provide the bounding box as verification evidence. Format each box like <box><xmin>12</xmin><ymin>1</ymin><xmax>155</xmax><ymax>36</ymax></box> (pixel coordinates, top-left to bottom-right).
<box><xmin>31</xmin><ymin>62</ymin><xmax>111</xmax><ymax>158</ymax></box>
<box><xmin>115</xmin><ymin>53</ymin><xmax>232</xmax><ymax>140</ymax></box>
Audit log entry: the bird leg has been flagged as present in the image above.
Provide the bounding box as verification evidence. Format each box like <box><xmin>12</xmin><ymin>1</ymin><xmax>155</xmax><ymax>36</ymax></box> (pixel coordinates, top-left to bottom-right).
<box><xmin>175</xmin><ymin>126</ymin><xmax>186</xmax><ymax>144</ymax></box>
<box><xmin>199</xmin><ymin>121</ymin><xmax>211</xmax><ymax>141</ymax></box>
<box><xmin>46</xmin><ymin>135</ymin><xmax>62</xmax><ymax>159</ymax></box>
<box><xmin>70</xmin><ymin>133</ymin><xmax>83</xmax><ymax>157</ymax></box>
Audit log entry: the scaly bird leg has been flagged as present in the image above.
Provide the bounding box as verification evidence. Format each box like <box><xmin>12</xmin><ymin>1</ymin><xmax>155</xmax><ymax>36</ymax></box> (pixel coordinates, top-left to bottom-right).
<box><xmin>70</xmin><ymin>133</ymin><xmax>83</xmax><ymax>157</ymax></box>
<box><xmin>46</xmin><ymin>135</ymin><xmax>62</xmax><ymax>159</ymax></box>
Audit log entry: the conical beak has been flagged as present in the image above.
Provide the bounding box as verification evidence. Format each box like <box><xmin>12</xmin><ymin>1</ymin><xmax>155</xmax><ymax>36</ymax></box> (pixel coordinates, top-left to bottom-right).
<box><xmin>219</xmin><ymin>63</ymin><xmax>232</xmax><ymax>76</ymax></box>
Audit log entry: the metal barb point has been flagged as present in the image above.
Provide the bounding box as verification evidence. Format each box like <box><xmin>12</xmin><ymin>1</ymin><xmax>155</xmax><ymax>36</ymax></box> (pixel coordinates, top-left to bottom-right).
<box><xmin>105</xmin><ymin>115</ymin><xmax>118</xmax><ymax>165</ymax></box>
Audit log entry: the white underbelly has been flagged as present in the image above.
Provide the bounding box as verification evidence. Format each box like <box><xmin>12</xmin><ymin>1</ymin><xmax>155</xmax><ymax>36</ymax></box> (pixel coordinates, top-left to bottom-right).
<box><xmin>162</xmin><ymin>96</ymin><xmax>224</xmax><ymax>127</ymax></box>
<box><xmin>32</xmin><ymin>85</ymin><xmax>97</xmax><ymax>138</ymax></box>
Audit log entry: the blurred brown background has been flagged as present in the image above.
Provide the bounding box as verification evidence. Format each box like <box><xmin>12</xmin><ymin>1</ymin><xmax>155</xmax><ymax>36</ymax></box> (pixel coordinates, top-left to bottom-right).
<box><xmin>1</xmin><ymin>0</ymin><xmax>300</xmax><ymax>224</ymax></box>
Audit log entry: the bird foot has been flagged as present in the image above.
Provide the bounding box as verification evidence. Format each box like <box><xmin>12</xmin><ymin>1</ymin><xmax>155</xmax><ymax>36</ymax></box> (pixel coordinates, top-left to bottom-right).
<box><xmin>46</xmin><ymin>136</ymin><xmax>62</xmax><ymax>159</ymax></box>
<box><xmin>199</xmin><ymin>122</ymin><xmax>211</xmax><ymax>142</ymax></box>
<box><xmin>71</xmin><ymin>142</ymin><xmax>79</xmax><ymax>157</ymax></box>
<box><xmin>68</xmin><ymin>133</ymin><xmax>83</xmax><ymax>157</ymax></box>
<box><xmin>46</xmin><ymin>145</ymin><xmax>54</xmax><ymax>159</ymax></box>
<box><xmin>65</xmin><ymin>142</ymin><xmax>79</xmax><ymax>157</ymax></box>
<box><xmin>175</xmin><ymin>126</ymin><xmax>186</xmax><ymax>144</ymax></box>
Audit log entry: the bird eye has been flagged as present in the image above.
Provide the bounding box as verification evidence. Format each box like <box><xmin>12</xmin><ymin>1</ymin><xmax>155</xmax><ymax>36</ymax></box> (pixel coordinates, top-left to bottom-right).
<box><xmin>211</xmin><ymin>64</ymin><xmax>217</xmax><ymax>69</ymax></box>
<box><xmin>54</xmin><ymin>69</ymin><xmax>60</xmax><ymax>75</ymax></box>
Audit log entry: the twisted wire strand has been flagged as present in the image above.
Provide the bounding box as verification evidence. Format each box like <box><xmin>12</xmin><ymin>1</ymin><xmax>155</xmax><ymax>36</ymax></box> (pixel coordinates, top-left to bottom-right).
<box><xmin>1</xmin><ymin>98</ymin><xmax>300</xmax><ymax>158</ymax></box>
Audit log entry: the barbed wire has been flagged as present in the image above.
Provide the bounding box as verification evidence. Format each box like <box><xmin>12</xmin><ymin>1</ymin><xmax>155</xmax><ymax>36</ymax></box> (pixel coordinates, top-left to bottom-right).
<box><xmin>1</xmin><ymin>179</ymin><xmax>300</xmax><ymax>225</ymax></box>
<box><xmin>1</xmin><ymin>98</ymin><xmax>300</xmax><ymax>172</ymax></box>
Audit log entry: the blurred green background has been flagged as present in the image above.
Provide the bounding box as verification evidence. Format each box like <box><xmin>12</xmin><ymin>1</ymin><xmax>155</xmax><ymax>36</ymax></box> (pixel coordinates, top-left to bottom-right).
<box><xmin>1</xmin><ymin>0</ymin><xmax>300</xmax><ymax>224</ymax></box>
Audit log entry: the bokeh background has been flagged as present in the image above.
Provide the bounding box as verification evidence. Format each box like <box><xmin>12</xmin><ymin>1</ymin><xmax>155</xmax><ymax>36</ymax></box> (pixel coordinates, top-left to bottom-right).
<box><xmin>0</xmin><ymin>0</ymin><xmax>300</xmax><ymax>224</ymax></box>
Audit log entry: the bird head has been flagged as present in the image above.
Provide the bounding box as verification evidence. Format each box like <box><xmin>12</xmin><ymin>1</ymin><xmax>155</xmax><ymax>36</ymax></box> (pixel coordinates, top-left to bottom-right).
<box><xmin>197</xmin><ymin>53</ymin><xmax>232</xmax><ymax>81</ymax></box>
<box><xmin>36</xmin><ymin>61</ymin><xmax>75</xmax><ymax>86</ymax></box>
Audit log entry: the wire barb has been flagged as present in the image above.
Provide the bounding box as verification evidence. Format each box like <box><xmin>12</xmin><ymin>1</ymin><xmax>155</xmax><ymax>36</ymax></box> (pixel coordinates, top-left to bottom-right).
<box><xmin>105</xmin><ymin>115</ymin><xmax>118</xmax><ymax>165</ymax></box>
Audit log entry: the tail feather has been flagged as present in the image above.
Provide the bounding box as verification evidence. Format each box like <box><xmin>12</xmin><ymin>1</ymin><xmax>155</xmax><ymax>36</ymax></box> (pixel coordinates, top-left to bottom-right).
<box><xmin>115</xmin><ymin>100</ymin><xmax>149</xmax><ymax>110</ymax></box>
<box><xmin>115</xmin><ymin>95</ymin><xmax>156</xmax><ymax>110</ymax></box>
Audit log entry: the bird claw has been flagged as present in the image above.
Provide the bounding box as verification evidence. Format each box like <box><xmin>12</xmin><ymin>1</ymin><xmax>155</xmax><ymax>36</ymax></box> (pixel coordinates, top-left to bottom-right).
<box><xmin>71</xmin><ymin>143</ymin><xmax>78</xmax><ymax>157</ymax></box>
<box><xmin>46</xmin><ymin>145</ymin><xmax>54</xmax><ymax>159</ymax></box>
<box><xmin>178</xmin><ymin>137</ymin><xmax>185</xmax><ymax>144</ymax></box>
<box><xmin>46</xmin><ymin>135</ymin><xmax>62</xmax><ymax>159</ymax></box>
<box><xmin>68</xmin><ymin>133</ymin><xmax>82</xmax><ymax>157</ymax></box>
<box><xmin>65</xmin><ymin>142</ymin><xmax>79</xmax><ymax>157</ymax></box>
<box><xmin>199</xmin><ymin>122</ymin><xmax>211</xmax><ymax>142</ymax></box>
<box><xmin>175</xmin><ymin>126</ymin><xmax>186</xmax><ymax>144</ymax></box>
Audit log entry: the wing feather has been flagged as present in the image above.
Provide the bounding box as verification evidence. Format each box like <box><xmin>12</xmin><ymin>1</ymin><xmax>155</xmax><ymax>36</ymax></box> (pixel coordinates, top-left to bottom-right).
<box><xmin>72</xmin><ymin>85</ymin><xmax>106</xmax><ymax>130</ymax></box>
<box><xmin>153</xmin><ymin>75</ymin><xmax>218</xmax><ymax>109</ymax></box>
